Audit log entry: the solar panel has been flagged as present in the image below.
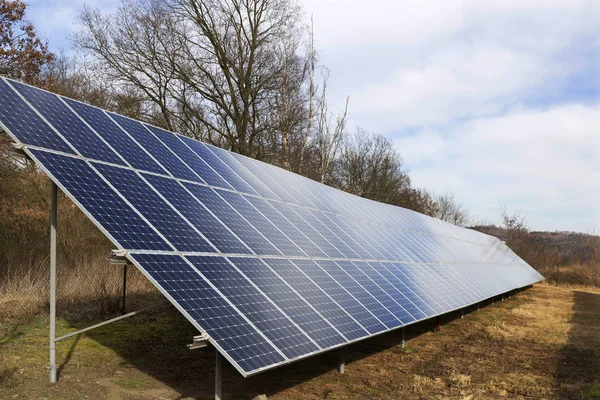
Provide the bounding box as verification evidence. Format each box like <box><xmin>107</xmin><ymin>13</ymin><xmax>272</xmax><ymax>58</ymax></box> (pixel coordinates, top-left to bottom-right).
<box><xmin>0</xmin><ymin>76</ymin><xmax>544</xmax><ymax>377</ymax></box>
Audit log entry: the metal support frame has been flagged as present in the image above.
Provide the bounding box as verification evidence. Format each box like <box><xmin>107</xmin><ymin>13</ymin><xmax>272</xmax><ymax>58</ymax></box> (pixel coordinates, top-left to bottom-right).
<box><xmin>338</xmin><ymin>347</ymin><xmax>345</xmax><ymax>374</ymax></box>
<box><xmin>49</xmin><ymin>183</ymin><xmax>57</xmax><ymax>383</ymax></box>
<box><xmin>54</xmin><ymin>302</ymin><xmax>169</xmax><ymax>343</ymax></box>
<box><xmin>9</xmin><ymin>142</ymin><xmax>29</xmax><ymax>159</ymax></box>
<box><xmin>435</xmin><ymin>316</ymin><xmax>441</xmax><ymax>332</ymax></box>
<box><xmin>46</xmin><ymin>183</ymin><xmax>169</xmax><ymax>382</ymax></box>
<box><xmin>215</xmin><ymin>351</ymin><xmax>223</xmax><ymax>400</ymax></box>
<box><xmin>401</xmin><ymin>328</ymin><xmax>406</xmax><ymax>349</ymax></box>
<box><xmin>187</xmin><ymin>333</ymin><xmax>210</xmax><ymax>350</ymax></box>
<box><xmin>121</xmin><ymin>265</ymin><xmax>128</xmax><ymax>315</ymax></box>
<box><xmin>461</xmin><ymin>309</ymin><xmax>464</xmax><ymax>319</ymax></box>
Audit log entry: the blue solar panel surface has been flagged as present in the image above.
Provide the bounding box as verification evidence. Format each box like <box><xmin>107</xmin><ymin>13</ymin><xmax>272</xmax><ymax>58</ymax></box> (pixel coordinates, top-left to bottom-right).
<box><xmin>0</xmin><ymin>77</ymin><xmax>544</xmax><ymax>377</ymax></box>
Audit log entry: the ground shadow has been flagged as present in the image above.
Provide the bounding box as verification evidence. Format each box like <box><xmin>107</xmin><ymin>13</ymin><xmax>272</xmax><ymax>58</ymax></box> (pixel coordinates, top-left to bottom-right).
<box><xmin>0</xmin><ymin>323</ymin><xmax>25</xmax><ymax>350</ymax></box>
<box><xmin>556</xmin><ymin>290</ymin><xmax>600</xmax><ymax>399</ymax></box>
<box><xmin>56</xmin><ymin>291</ymin><xmax>514</xmax><ymax>399</ymax></box>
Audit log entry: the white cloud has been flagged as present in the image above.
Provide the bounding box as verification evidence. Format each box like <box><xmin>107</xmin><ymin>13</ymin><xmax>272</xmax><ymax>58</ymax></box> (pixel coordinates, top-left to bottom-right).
<box><xmin>351</xmin><ymin>46</ymin><xmax>553</xmax><ymax>131</ymax></box>
<box><xmin>395</xmin><ymin>104</ymin><xmax>600</xmax><ymax>231</ymax></box>
<box><xmin>299</xmin><ymin>0</ymin><xmax>599</xmax><ymax>231</ymax></box>
<box><xmin>301</xmin><ymin>0</ymin><xmax>599</xmax><ymax>123</ymax></box>
<box><xmin>23</xmin><ymin>0</ymin><xmax>600</xmax><ymax>232</ymax></box>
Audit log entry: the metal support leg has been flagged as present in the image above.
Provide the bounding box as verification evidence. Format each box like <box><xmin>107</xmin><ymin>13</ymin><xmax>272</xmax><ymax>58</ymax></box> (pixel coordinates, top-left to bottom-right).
<box><xmin>338</xmin><ymin>347</ymin><xmax>345</xmax><ymax>374</ymax></box>
<box><xmin>215</xmin><ymin>351</ymin><xmax>222</xmax><ymax>400</ymax></box>
<box><xmin>461</xmin><ymin>309</ymin><xmax>464</xmax><ymax>319</ymax></box>
<box><xmin>401</xmin><ymin>328</ymin><xmax>406</xmax><ymax>349</ymax></box>
<box><xmin>49</xmin><ymin>183</ymin><xmax>57</xmax><ymax>383</ymax></box>
<box><xmin>121</xmin><ymin>265</ymin><xmax>128</xmax><ymax>315</ymax></box>
<box><xmin>435</xmin><ymin>316</ymin><xmax>441</xmax><ymax>332</ymax></box>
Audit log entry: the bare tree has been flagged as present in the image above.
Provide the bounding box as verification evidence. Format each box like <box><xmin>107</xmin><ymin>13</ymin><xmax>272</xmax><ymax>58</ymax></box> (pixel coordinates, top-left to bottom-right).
<box><xmin>265</xmin><ymin>17</ymin><xmax>311</xmax><ymax>170</ymax></box>
<box><xmin>297</xmin><ymin>15</ymin><xmax>317</xmax><ymax>175</ymax></box>
<box><xmin>331</xmin><ymin>129</ymin><xmax>407</xmax><ymax>201</ymax></box>
<box><xmin>500</xmin><ymin>205</ymin><xmax>528</xmax><ymax>248</ymax></box>
<box><xmin>170</xmin><ymin>0</ymin><xmax>304</xmax><ymax>155</ymax></box>
<box><xmin>314</xmin><ymin>76</ymin><xmax>349</xmax><ymax>183</ymax></box>
<box><xmin>74</xmin><ymin>0</ymin><xmax>181</xmax><ymax>129</ymax></box>
<box><xmin>432</xmin><ymin>190</ymin><xmax>471</xmax><ymax>227</ymax></box>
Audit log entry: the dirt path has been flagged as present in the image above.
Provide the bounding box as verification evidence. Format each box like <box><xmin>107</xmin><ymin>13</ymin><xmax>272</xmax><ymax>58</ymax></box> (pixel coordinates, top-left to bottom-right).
<box><xmin>1</xmin><ymin>284</ymin><xmax>599</xmax><ymax>399</ymax></box>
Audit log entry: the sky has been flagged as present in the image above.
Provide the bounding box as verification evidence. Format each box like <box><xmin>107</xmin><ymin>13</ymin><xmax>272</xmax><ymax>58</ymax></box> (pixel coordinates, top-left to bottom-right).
<box><xmin>26</xmin><ymin>0</ymin><xmax>600</xmax><ymax>232</ymax></box>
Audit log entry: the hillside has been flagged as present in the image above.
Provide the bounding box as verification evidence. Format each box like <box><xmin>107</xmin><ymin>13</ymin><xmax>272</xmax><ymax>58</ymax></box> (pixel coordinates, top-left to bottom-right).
<box><xmin>471</xmin><ymin>226</ymin><xmax>598</xmax><ymax>266</ymax></box>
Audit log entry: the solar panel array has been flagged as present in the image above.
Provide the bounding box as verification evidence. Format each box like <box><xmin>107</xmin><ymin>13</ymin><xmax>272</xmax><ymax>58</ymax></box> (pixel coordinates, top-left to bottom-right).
<box><xmin>0</xmin><ymin>77</ymin><xmax>544</xmax><ymax>376</ymax></box>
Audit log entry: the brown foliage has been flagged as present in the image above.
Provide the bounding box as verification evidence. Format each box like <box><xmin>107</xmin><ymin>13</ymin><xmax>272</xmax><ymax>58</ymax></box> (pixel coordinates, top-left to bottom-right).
<box><xmin>472</xmin><ymin>211</ymin><xmax>600</xmax><ymax>286</ymax></box>
<box><xmin>0</xmin><ymin>0</ymin><xmax>54</xmax><ymax>84</ymax></box>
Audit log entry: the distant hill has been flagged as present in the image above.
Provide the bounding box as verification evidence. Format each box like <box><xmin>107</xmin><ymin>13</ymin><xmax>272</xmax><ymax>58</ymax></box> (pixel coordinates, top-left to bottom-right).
<box><xmin>470</xmin><ymin>225</ymin><xmax>598</xmax><ymax>266</ymax></box>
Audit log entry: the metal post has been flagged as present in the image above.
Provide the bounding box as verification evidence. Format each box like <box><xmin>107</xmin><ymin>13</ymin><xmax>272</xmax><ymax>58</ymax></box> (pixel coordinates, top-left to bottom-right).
<box><xmin>401</xmin><ymin>328</ymin><xmax>406</xmax><ymax>349</ymax></box>
<box><xmin>215</xmin><ymin>351</ymin><xmax>222</xmax><ymax>400</ymax></box>
<box><xmin>55</xmin><ymin>302</ymin><xmax>169</xmax><ymax>342</ymax></box>
<box><xmin>435</xmin><ymin>316</ymin><xmax>441</xmax><ymax>332</ymax></box>
<box><xmin>338</xmin><ymin>347</ymin><xmax>345</xmax><ymax>374</ymax></box>
<box><xmin>49</xmin><ymin>183</ymin><xmax>57</xmax><ymax>383</ymax></box>
<box><xmin>461</xmin><ymin>309</ymin><xmax>464</xmax><ymax>319</ymax></box>
<box><xmin>121</xmin><ymin>265</ymin><xmax>128</xmax><ymax>315</ymax></box>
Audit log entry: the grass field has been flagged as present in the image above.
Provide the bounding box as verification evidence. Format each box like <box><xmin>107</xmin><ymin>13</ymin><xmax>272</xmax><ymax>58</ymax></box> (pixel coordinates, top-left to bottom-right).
<box><xmin>1</xmin><ymin>284</ymin><xmax>599</xmax><ymax>399</ymax></box>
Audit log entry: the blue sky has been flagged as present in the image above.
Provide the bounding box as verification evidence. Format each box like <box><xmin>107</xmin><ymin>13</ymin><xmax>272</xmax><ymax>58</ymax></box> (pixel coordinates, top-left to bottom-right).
<box><xmin>26</xmin><ymin>0</ymin><xmax>600</xmax><ymax>232</ymax></box>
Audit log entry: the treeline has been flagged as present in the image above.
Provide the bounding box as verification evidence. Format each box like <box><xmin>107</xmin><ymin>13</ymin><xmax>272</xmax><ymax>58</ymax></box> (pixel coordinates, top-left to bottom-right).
<box><xmin>2</xmin><ymin>0</ymin><xmax>473</xmax><ymax>214</ymax></box>
<box><xmin>472</xmin><ymin>208</ymin><xmax>600</xmax><ymax>286</ymax></box>
<box><xmin>0</xmin><ymin>0</ymin><xmax>475</xmax><ymax>272</ymax></box>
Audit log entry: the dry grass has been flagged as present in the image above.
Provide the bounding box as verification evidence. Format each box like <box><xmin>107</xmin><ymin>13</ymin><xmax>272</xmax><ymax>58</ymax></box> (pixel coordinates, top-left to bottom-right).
<box><xmin>1</xmin><ymin>284</ymin><xmax>599</xmax><ymax>399</ymax></box>
<box><xmin>0</xmin><ymin>255</ymin><xmax>157</xmax><ymax>319</ymax></box>
<box><xmin>412</xmin><ymin>374</ymin><xmax>445</xmax><ymax>393</ymax></box>
<box><xmin>541</xmin><ymin>263</ymin><xmax>600</xmax><ymax>287</ymax></box>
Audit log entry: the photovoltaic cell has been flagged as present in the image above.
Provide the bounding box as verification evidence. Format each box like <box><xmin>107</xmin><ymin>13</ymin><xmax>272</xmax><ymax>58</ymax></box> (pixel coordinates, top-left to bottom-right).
<box><xmin>144</xmin><ymin>125</ymin><xmax>235</xmax><ymax>190</ymax></box>
<box><xmin>130</xmin><ymin>253</ymin><xmax>285</xmax><ymax>372</ymax></box>
<box><xmin>29</xmin><ymin>149</ymin><xmax>170</xmax><ymax>251</ymax></box>
<box><xmin>93</xmin><ymin>163</ymin><xmax>215</xmax><ymax>252</ymax></box>
<box><xmin>216</xmin><ymin>190</ymin><xmax>306</xmax><ymax>257</ymax></box>
<box><xmin>320</xmin><ymin>260</ymin><xmax>402</xmax><ymax>329</ymax></box>
<box><xmin>341</xmin><ymin>261</ymin><xmax>414</xmax><ymax>324</ymax></box>
<box><xmin>0</xmin><ymin>78</ymin><xmax>74</xmax><ymax>154</ymax></box>
<box><xmin>0</xmin><ymin>77</ymin><xmax>544</xmax><ymax>377</ymax></box>
<box><xmin>231</xmin><ymin>154</ymin><xmax>299</xmax><ymax>204</ymax></box>
<box><xmin>229</xmin><ymin>257</ymin><xmax>346</xmax><ymax>348</ymax></box>
<box><xmin>187</xmin><ymin>256</ymin><xmax>319</xmax><ymax>359</ymax></box>
<box><xmin>243</xmin><ymin>196</ymin><xmax>327</xmax><ymax>258</ymax></box>
<box><xmin>365</xmin><ymin>262</ymin><xmax>428</xmax><ymax>320</ymax></box>
<box><xmin>181</xmin><ymin>137</ymin><xmax>259</xmax><ymax>195</ymax></box>
<box><xmin>263</xmin><ymin>258</ymin><xmax>368</xmax><ymax>341</ymax></box>
<box><xmin>207</xmin><ymin>145</ymin><xmax>281</xmax><ymax>200</ymax></box>
<box><xmin>63</xmin><ymin>98</ymin><xmax>167</xmax><ymax>175</ymax></box>
<box><xmin>9</xmin><ymin>80</ymin><xmax>124</xmax><ymax>165</ymax></box>
<box><xmin>183</xmin><ymin>183</ymin><xmax>281</xmax><ymax>256</ymax></box>
<box><xmin>142</xmin><ymin>173</ymin><xmax>251</xmax><ymax>255</ymax></box>
<box><xmin>292</xmin><ymin>259</ymin><xmax>387</xmax><ymax>335</ymax></box>
<box><xmin>269</xmin><ymin>202</ymin><xmax>343</xmax><ymax>258</ymax></box>
<box><xmin>292</xmin><ymin>206</ymin><xmax>359</xmax><ymax>258</ymax></box>
<box><xmin>109</xmin><ymin>113</ymin><xmax>202</xmax><ymax>182</ymax></box>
